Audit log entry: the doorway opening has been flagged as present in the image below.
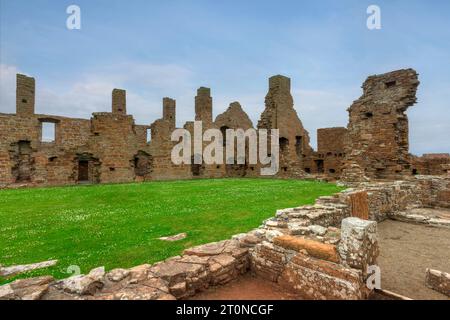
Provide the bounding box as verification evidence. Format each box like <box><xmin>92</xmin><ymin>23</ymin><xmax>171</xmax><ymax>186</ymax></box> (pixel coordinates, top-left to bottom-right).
<box><xmin>315</xmin><ymin>159</ymin><xmax>324</xmax><ymax>174</ymax></box>
<box><xmin>78</xmin><ymin>160</ymin><xmax>89</xmax><ymax>182</ymax></box>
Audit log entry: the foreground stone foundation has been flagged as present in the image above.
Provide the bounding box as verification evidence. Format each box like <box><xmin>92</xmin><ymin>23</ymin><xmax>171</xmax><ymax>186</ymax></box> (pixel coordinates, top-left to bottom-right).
<box><xmin>1</xmin><ymin>175</ymin><xmax>448</xmax><ymax>300</ymax></box>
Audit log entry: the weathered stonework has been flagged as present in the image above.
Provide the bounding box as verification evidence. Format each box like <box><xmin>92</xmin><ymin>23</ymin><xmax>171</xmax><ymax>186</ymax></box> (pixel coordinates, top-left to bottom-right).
<box><xmin>278</xmin><ymin>253</ymin><xmax>366</xmax><ymax>300</ymax></box>
<box><xmin>338</xmin><ymin>218</ymin><xmax>378</xmax><ymax>274</ymax></box>
<box><xmin>342</xmin><ymin>69</ymin><xmax>420</xmax><ymax>181</ymax></box>
<box><xmin>308</xmin><ymin>127</ymin><xmax>348</xmax><ymax>178</ymax></box>
<box><xmin>1</xmin><ymin>69</ymin><xmax>448</xmax><ymax>188</ymax></box>
<box><xmin>258</xmin><ymin>75</ymin><xmax>313</xmax><ymax>178</ymax></box>
<box><xmin>425</xmin><ymin>269</ymin><xmax>450</xmax><ymax>297</ymax></box>
<box><xmin>412</xmin><ymin>153</ymin><xmax>450</xmax><ymax>176</ymax></box>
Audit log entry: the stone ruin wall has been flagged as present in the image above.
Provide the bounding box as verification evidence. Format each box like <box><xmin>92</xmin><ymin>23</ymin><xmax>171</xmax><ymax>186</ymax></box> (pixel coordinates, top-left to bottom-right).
<box><xmin>412</xmin><ymin>153</ymin><xmax>450</xmax><ymax>176</ymax></box>
<box><xmin>0</xmin><ymin>74</ymin><xmax>316</xmax><ymax>187</ymax></box>
<box><xmin>2</xmin><ymin>174</ymin><xmax>448</xmax><ymax>300</ymax></box>
<box><xmin>1</xmin><ymin>68</ymin><xmax>449</xmax><ymax>188</ymax></box>
<box><xmin>341</xmin><ymin>69</ymin><xmax>421</xmax><ymax>182</ymax></box>
<box><xmin>0</xmin><ymin>74</ymin><xmax>153</xmax><ymax>187</ymax></box>
<box><xmin>302</xmin><ymin>127</ymin><xmax>348</xmax><ymax>178</ymax></box>
<box><xmin>214</xmin><ymin>101</ymin><xmax>255</xmax><ymax>177</ymax></box>
<box><xmin>257</xmin><ymin>75</ymin><xmax>314</xmax><ymax>178</ymax></box>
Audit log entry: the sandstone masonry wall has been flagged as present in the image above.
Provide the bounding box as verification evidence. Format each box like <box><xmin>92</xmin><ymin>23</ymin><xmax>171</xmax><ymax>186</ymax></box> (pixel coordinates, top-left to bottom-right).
<box><xmin>342</xmin><ymin>69</ymin><xmax>420</xmax><ymax>181</ymax></box>
<box><xmin>2</xmin><ymin>69</ymin><xmax>448</xmax><ymax>188</ymax></box>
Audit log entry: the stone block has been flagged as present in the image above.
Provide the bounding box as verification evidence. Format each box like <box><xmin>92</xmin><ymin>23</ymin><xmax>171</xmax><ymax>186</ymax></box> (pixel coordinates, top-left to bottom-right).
<box><xmin>273</xmin><ymin>235</ymin><xmax>339</xmax><ymax>263</ymax></box>
<box><xmin>279</xmin><ymin>253</ymin><xmax>365</xmax><ymax>300</ymax></box>
<box><xmin>338</xmin><ymin>217</ymin><xmax>378</xmax><ymax>273</ymax></box>
<box><xmin>425</xmin><ymin>269</ymin><xmax>450</xmax><ymax>297</ymax></box>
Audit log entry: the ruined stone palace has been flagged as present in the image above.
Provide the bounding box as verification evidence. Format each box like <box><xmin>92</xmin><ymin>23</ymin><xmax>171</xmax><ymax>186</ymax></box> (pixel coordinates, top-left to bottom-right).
<box><xmin>2</xmin><ymin>69</ymin><xmax>450</xmax><ymax>301</ymax></box>
<box><xmin>1</xmin><ymin>69</ymin><xmax>449</xmax><ymax>187</ymax></box>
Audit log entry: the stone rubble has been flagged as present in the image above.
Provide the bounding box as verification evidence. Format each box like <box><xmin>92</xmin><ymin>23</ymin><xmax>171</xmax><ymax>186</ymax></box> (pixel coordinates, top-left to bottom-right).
<box><xmin>0</xmin><ymin>259</ymin><xmax>58</xmax><ymax>278</ymax></box>
<box><xmin>338</xmin><ymin>218</ymin><xmax>378</xmax><ymax>274</ymax></box>
<box><xmin>158</xmin><ymin>233</ymin><xmax>188</xmax><ymax>241</ymax></box>
<box><xmin>56</xmin><ymin>266</ymin><xmax>105</xmax><ymax>295</ymax></box>
<box><xmin>425</xmin><ymin>269</ymin><xmax>450</xmax><ymax>297</ymax></box>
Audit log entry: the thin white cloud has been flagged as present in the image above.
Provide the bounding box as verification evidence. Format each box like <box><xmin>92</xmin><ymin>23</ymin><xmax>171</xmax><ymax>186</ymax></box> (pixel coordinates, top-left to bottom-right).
<box><xmin>0</xmin><ymin>63</ymin><xmax>195</xmax><ymax>125</ymax></box>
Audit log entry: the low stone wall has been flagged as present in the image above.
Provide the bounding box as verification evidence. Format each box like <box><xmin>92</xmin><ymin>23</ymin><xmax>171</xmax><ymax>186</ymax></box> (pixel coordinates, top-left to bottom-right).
<box><xmin>0</xmin><ymin>239</ymin><xmax>249</xmax><ymax>300</ymax></box>
<box><xmin>1</xmin><ymin>175</ymin><xmax>448</xmax><ymax>300</ymax></box>
<box><xmin>425</xmin><ymin>269</ymin><xmax>450</xmax><ymax>297</ymax></box>
<box><xmin>340</xmin><ymin>175</ymin><xmax>450</xmax><ymax>222</ymax></box>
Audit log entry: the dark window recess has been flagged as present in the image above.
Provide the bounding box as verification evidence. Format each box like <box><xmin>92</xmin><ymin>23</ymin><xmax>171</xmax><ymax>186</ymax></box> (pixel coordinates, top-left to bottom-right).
<box><xmin>191</xmin><ymin>164</ymin><xmax>201</xmax><ymax>176</ymax></box>
<box><xmin>295</xmin><ymin>136</ymin><xmax>302</xmax><ymax>158</ymax></box>
<box><xmin>133</xmin><ymin>151</ymin><xmax>152</xmax><ymax>177</ymax></box>
<box><xmin>329</xmin><ymin>168</ymin><xmax>336</xmax><ymax>173</ymax></box>
<box><xmin>279</xmin><ymin>138</ymin><xmax>289</xmax><ymax>153</ymax></box>
<box><xmin>14</xmin><ymin>141</ymin><xmax>33</xmax><ymax>182</ymax></box>
<box><xmin>315</xmin><ymin>160</ymin><xmax>324</xmax><ymax>174</ymax></box>
<box><xmin>191</xmin><ymin>155</ymin><xmax>202</xmax><ymax>176</ymax></box>
<box><xmin>49</xmin><ymin>156</ymin><xmax>57</xmax><ymax>162</ymax></box>
<box><xmin>365</xmin><ymin>112</ymin><xmax>373</xmax><ymax>118</ymax></box>
<box><xmin>385</xmin><ymin>81</ymin><xmax>397</xmax><ymax>88</ymax></box>
<box><xmin>22</xmin><ymin>99</ymin><xmax>27</xmax><ymax>103</ymax></box>
<box><xmin>304</xmin><ymin>168</ymin><xmax>311</xmax><ymax>173</ymax></box>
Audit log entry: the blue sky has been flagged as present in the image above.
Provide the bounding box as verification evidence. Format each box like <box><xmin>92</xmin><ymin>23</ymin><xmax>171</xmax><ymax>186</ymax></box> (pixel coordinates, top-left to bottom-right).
<box><xmin>1</xmin><ymin>0</ymin><xmax>449</xmax><ymax>154</ymax></box>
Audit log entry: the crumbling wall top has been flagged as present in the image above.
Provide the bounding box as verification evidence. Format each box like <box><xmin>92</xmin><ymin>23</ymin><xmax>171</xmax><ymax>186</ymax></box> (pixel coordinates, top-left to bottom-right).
<box><xmin>359</xmin><ymin>68</ymin><xmax>419</xmax><ymax>111</ymax></box>
<box><xmin>197</xmin><ymin>87</ymin><xmax>211</xmax><ymax>97</ymax></box>
<box><xmin>16</xmin><ymin>74</ymin><xmax>35</xmax><ymax>116</ymax></box>
<box><xmin>214</xmin><ymin>102</ymin><xmax>253</xmax><ymax>130</ymax></box>
<box><xmin>269</xmin><ymin>75</ymin><xmax>291</xmax><ymax>92</ymax></box>
<box><xmin>112</xmin><ymin>89</ymin><xmax>126</xmax><ymax>115</ymax></box>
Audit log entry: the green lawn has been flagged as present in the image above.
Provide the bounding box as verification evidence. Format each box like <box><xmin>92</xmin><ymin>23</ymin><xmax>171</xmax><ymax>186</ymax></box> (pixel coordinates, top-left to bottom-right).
<box><xmin>0</xmin><ymin>178</ymin><xmax>343</xmax><ymax>284</ymax></box>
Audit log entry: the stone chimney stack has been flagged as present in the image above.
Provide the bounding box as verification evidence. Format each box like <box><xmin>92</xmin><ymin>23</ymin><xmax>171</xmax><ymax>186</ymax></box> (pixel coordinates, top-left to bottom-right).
<box><xmin>112</xmin><ymin>89</ymin><xmax>126</xmax><ymax>115</ymax></box>
<box><xmin>16</xmin><ymin>74</ymin><xmax>35</xmax><ymax>116</ymax></box>
<box><xmin>269</xmin><ymin>75</ymin><xmax>291</xmax><ymax>92</ymax></box>
<box><xmin>163</xmin><ymin>97</ymin><xmax>176</xmax><ymax>129</ymax></box>
<box><xmin>195</xmin><ymin>87</ymin><xmax>212</xmax><ymax>126</ymax></box>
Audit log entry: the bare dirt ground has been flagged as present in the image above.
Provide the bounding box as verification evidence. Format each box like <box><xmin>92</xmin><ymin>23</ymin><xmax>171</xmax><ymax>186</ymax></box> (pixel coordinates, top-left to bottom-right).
<box><xmin>188</xmin><ymin>273</ymin><xmax>302</xmax><ymax>300</ymax></box>
<box><xmin>377</xmin><ymin>219</ymin><xmax>450</xmax><ymax>300</ymax></box>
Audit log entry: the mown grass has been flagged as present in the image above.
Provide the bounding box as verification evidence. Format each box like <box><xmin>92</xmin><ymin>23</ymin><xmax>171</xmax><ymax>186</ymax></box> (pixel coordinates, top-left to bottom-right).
<box><xmin>0</xmin><ymin>178</ymin><xmax>344</xmax><ymax>284</ymax></box>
